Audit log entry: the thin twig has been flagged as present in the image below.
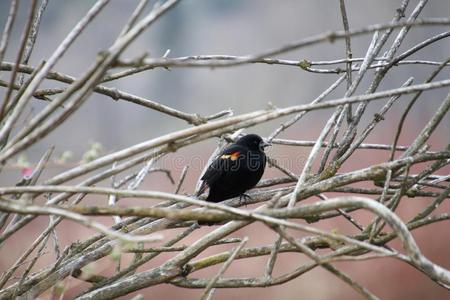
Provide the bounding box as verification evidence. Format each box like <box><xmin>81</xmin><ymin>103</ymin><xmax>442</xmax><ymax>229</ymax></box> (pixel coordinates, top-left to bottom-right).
<box><xmin>200</xmin><ymin>237</ymin><xmax>249</xmax><ymax>300</ymax></box>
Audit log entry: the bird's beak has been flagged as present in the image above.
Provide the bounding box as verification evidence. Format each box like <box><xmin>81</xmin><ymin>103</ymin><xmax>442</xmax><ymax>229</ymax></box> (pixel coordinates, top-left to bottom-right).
<box><xmin>261</xmin><ymin>141</ymin><xmax>271</xmax><ymax>148</ymax></box>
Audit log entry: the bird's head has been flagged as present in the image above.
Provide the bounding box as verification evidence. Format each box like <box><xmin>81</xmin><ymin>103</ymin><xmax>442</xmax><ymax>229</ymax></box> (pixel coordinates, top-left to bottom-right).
<box><xmin>236</xmin><ymin>134</ymin><xmax>271</xmax><ymax>152</ymax></box>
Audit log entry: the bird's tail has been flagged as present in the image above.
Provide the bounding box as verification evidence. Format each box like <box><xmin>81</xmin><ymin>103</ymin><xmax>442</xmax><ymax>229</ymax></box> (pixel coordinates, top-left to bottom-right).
<box><xmin>195</xmin><ymin>181</ymin><xmax>208</xmax><ymax>197</ymax></box>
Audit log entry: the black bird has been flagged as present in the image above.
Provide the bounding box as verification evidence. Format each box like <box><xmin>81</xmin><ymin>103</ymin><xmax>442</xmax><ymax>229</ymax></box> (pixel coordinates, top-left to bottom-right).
<box><xmin>198</xmin><ymin>134</ymin><xmax>269</xmax><ymax>203</ymax></box>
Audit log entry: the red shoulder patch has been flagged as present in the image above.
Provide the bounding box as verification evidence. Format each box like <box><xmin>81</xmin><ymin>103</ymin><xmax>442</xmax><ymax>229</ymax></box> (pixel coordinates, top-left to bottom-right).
<box><xmin>220</xmin><ymin>151</ymin><xmax>241</xmax><ymax>161</ymax></box>
<box><xmin>230</xmin><ymin>151</ymin><xmax>240</xmax><ymax>161</ymax></box>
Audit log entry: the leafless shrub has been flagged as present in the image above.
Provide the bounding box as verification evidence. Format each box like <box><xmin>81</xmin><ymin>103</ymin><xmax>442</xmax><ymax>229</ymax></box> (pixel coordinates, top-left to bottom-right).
<box><xmin>0</xmin><ymin>1</ymin><xmax>449</xmax><ymax>299</ymax></box>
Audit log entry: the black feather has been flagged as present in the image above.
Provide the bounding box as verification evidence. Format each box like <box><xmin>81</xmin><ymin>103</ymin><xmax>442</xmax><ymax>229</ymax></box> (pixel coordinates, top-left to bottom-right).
<box><xmin>199</xmin><ymin>134</ymin><xmax>267</xmax><ymax>203</ymax></box>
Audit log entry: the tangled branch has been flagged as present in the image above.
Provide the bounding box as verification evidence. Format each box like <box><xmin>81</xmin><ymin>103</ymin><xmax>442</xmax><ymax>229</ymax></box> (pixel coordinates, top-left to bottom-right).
<box><xmin>0</xmin><ymin>0</ymin><xmax>449</xmax><ymax>299</ymax></box>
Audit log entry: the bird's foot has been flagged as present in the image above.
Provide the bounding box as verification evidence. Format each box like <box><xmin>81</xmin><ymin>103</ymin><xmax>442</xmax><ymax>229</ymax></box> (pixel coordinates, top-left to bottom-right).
<box><xmin>197</xmin><ymin>220</ymin><xmax>218</xmax><ymax>226</ymax></box>
<box><xmin>239</xmin><ymin>193</ymin><xmax>252</xmax><ymax>206</ymax></box>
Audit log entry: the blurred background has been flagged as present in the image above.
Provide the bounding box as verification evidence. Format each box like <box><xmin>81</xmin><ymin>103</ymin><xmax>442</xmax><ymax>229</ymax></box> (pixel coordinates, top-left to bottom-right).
<box><xmin>0</xmin><ymin>0</ymin><xmax>449</xmax><ymax>299</ymax></box>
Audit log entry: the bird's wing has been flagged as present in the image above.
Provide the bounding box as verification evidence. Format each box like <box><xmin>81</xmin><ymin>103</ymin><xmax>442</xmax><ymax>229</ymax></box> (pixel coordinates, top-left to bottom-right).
<box><xmin>200</xmin><ymin>144</ymin><xmax>243</xmax><ymax>186</ymax></box>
